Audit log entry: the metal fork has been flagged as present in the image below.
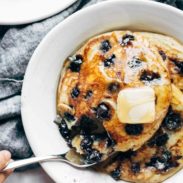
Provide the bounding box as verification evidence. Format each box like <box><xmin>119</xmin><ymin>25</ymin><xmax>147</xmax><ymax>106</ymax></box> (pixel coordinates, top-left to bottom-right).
<box><xmin>2</xmin><ymin>149</ymin><xmax>97</xmax><ymax>172</ymax></box>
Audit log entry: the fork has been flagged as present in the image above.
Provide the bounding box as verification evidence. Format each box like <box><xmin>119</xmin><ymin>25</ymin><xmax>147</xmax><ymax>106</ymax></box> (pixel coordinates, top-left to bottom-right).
<box><xmin>2</xmin><ymin>149</ymin><xmax>97</xmax><ymax>172</ymax></box>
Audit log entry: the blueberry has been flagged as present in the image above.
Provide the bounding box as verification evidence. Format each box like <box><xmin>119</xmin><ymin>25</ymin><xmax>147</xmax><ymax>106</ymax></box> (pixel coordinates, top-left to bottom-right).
<box><xmin>64</xmin><ymin>112</ymin><xmax>75</xmax><ymax>122</ymax></box>
<box><xmin>159</xmin><ymin>50</ymin><xmax>167</xmax><ymax>61</ymax></box>
<box><xmin>162</xmin><ymin>150</ymin><xmax>172</xmax><ymax>162</ymax></box>
<box><xmin>140</xmin><ymin>70</ymin><xmax>160</xmax><ymax>81</ymax></box>
<box><xmin>79</xmin><ymin>115</ymin><xmax>99</xmax><ymax>134</ymax></box>
<box><xmin>108</xmin><ymin>82</ymin><xmax>120</xmax><ymax>93</ymax></box>
<box><xmin>146</xmin><ymin>156</ymin><xmax>166</xmax><ymax>170</ymax></box>
<box><xmin>70</xmin><ymin>123</ymin><xmax>81</xmax><ymax>138</ymax></box>
<box><xmin>69</xmin><ymin>54</ymin><xmax>83</xmax><ymax>72</ymax></box>
<box><xmin>125</xmin><ymin>124</ymin><xmax>143</xmax><ymax>135</ymax></box>
<box><xmin>86</xmin><ymin>149</ymin><xmax>102</xmax><ymax>163</ymax></box>
<box><xmin>156</xmin><ymin>133</ymin><xmax>169</xmax><ymax>146</ymax></box>
<box><xmin>131</xmin><ymin>162</ymin><xmax>140</xmax><ymax>173</ymax></box>
<box><xmin>85</xmin><ymin>90</ymin><xmax>93</xmax><ymax>99</ymax></box>
<box><xmin>164</xmin><ymin>160</ymin><xmax>179</xmax><ymax>171</ymax></box>
<box><xmin>111</xmin><ymin>168</ymin><xmax>121</xmax><ymax>180</ymax></box>
<box><xmin>84</xmin><ymin>147</ymin><xmax>93</xmax><ymax>154</ymax></box>
<box><xmin>122</xmin><ymin>150</ymin><xmax>137</xmax><ymax>159</ymax></box>
<box><xmin>163</xmin><ymin>108</ymin><xmax>182</xmax><ymax>131</ymax></box>
<box><xmin>162</xmin><ymin>152</ymin><xmax>179</xmax><ymax>171</ymax></box>
<box><xmin>146</xmin><ymin>152</ymin><xmax>179</xmax><ymax>171</ymax></box>
<box><xmin>91</xmin><ymin>133</ymin><xmax>107</xmax><ymax>140</ymax></box>
<box><xmin>116</xmin><ymin>150</ymin><xmax>137</xmax><ymax>161</ymax></box>
<box><xmin>112</xmin><ymin>151</ymin><xmax>136</xmax><ymax>163</ymax></box>
<box><xmin>120</xmin><ymin>34</ymin><xmax>135</xmax><ymax>46</ymax></box>
<box><xmin>128</xmin><ymin>57</ymin><xmax>142</xmax><ymax>68</ymax></box>
<box><xmin>71</xmin><ymin>86</ymin><xmax>80</xmax><ymax>98</ymax></box>
<box><xmin>104</xmin><ymin>54</ymin><xmax>116</xmax><ymax>67</ymax></box>
<box><xmin>80</xmin><ymin>136</ymin><xmax>93</xmax><ymax>152</ymax></box>
<box><xmin>148</xmin><ymin>133</ymin><xmax>169</xmax><ymax>147</ymax></box>
<box><xmin>100</xmin><ymin>40</ymin><xmax>111</xmax><ymax>53</ymax></box>
<box><xmin>59</xmin><ymin>119</ymin><xmax>70</xmax><ymax>141</ymax></box>
<box><xmin>173</xmin><ymin>60</ymin><xmax>183</xmax><ymax>74</ymax></box>
<box><xmin>96</xmin><ymin>103</ymin><xmax>110</xmax><ymax>120</ymax></box>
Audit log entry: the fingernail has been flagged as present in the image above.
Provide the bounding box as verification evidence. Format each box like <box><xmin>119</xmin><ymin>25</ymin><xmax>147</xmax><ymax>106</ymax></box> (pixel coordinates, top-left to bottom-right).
<box><xmin>1</xmin><ymin>151</ymin><xmax>11</xmax><ymax>160</ymax></box>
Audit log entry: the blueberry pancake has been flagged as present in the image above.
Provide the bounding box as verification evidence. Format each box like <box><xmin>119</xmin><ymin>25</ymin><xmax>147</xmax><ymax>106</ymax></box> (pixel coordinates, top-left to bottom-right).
<box><xmin>101</xmin><ymin>34</ymin><xmax>183</xmax><ymax>183</ymax></box>
<box><xmin>103</xmin><ymin>104</ymin><xmax>183</xmax><ymax>183</ymax></box>
<box><xmin>56</xmin><ymin>31</ymin><xmax>171</xmax><ymax>163</ymax></box>
<box><xmin>141</xmin><ymin>32</ymin><xmax>183</xmax><ymax>91</ymax></box>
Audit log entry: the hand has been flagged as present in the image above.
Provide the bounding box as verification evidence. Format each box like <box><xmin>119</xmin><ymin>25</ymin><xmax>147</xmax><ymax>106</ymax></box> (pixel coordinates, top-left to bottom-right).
<box><xmin>0</xmin><ymin>151</ymin><xmax>13</xmax><ymax>183</ymax></box>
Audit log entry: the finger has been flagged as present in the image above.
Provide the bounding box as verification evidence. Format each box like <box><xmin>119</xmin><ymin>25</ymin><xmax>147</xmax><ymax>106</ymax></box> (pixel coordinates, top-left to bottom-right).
<box><xmin>3</xmin><ymin>160</ymin><xmax>14</xmax><ymax>174</ymax></box>
<box><xmin>0</xmin><ymin>173</ymin><xmax>7</xmax><ymax>183</ymax></box>
<box><xmin>0</xmin><ymin>158</ymin><xmax>13</xmax><ymax>183</ymax></box>
<box><xmin>3</xmin><ymin>159</ymin><xmax>14</xmax><ymax>174</ymax></box>
<box><xmin>0</xmin><ymin>151</ymin><xmax>11</xmax><ymax>170</ymax></box>
<box><xmin>0</xmin><ymin>170</ymin><xmax>12</xmax><ymax>183</ymax></box>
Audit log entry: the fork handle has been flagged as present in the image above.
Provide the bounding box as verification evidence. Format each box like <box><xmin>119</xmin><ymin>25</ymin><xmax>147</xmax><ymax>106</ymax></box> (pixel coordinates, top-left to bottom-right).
<box><xmin>1</xmin><ymin>155</ymin><xmax>64</xmax><ymax>172</ymax></box>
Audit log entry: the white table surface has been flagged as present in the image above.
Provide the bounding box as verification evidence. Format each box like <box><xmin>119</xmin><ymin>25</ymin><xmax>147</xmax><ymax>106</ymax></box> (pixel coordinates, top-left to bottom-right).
<box><xmin>6</xmin><ymin>167</ymin><xmax>54</xmax><ymax>183</ymax></box>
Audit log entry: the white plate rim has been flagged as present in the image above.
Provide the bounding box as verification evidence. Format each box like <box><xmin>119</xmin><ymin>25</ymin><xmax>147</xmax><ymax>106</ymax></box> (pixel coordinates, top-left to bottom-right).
<box><xmin>0</xmin><ymin>0</ymin><xmax>77</xmax><ymax>25</ymax></box>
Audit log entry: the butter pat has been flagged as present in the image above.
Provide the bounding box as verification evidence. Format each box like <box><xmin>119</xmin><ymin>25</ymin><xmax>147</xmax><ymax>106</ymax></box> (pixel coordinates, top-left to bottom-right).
<box><xmin>117</xmin><ymin>87</ymin><xmax>155</xmax><ymax>124</ymax></box>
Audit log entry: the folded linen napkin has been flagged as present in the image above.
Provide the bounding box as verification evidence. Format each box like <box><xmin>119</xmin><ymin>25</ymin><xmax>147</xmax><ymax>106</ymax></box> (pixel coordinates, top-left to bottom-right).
<box><xmin>0</xmin><ymin>0</ymin><xmax>182</xmax><ymax>162</ymax></box>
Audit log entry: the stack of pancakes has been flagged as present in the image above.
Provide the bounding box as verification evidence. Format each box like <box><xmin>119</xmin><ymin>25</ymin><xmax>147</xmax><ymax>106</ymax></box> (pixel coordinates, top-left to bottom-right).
<box><xmin>56</xmin><ymin>31</ymin><xmax>183</xmax><ymax>183</ymax></box>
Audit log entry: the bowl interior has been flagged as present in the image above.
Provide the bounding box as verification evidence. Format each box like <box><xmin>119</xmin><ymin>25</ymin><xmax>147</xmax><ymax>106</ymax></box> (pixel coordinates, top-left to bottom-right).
<box><xmin>21</xmin><ymin>0</ymin><xmax>183</xmax><ymax>182</ymax></box>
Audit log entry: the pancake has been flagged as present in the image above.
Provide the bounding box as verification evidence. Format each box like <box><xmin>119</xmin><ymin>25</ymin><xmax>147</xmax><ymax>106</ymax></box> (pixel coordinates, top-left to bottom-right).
<box><xmin>56</xmin><ymin>31</ymin><xmax>171</xmax><ymax>163</ymax></box>
<box><xmin>101</xmin><ymin>33</ymin><xmax>183</xmax><ymax>183</ymax></box>
<box><xmin>103</xmin><ymin>101</ymin><xmax>183</xmax><ymax>183</ymax></box>
<box><xmin>141</xmin><ymin>32</ymin><xmax>183</xmax><ymax>91</ymax></box>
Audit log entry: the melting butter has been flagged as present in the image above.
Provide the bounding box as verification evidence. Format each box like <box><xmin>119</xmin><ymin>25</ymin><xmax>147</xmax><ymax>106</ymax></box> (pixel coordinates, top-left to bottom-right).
<box><xmin>117</xmin><ymin>86</ymin><xmax>155</xmax><ymax>124</ymax></box>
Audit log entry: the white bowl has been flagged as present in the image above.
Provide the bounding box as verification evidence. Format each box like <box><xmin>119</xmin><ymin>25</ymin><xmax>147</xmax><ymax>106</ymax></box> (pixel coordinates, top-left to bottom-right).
<box><xmin>21</xmin><ymin>0</ymin><xmax>183</xmax><ymax>182</ymax></box>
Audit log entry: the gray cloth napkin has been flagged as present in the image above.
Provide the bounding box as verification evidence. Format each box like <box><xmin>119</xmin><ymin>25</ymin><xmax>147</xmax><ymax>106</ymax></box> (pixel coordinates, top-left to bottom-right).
<box><xmin>0</xmin><ymin>0</ymin><xmax>103</xmax><ymax>161</ymax></box>
<box><xmin>0</xmin><ymin>0</ymin><xmax>182</xmax><ymax>163</ymax></box>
